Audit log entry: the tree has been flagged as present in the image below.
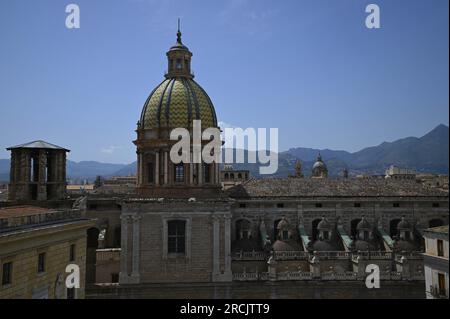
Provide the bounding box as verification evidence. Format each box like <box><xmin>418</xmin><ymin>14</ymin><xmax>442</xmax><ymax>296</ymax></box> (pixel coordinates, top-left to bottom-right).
<box><xmin>94</xmin><ymin>175</ymin><xmax>104</xmax><ymax>189</ymax></box>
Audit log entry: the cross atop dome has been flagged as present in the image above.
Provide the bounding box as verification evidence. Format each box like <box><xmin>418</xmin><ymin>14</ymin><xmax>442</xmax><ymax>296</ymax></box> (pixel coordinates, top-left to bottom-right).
<box><xmin>166</xmin><ymin>19</ymin><xmax>193</xmax><ymax>79</ymax></box>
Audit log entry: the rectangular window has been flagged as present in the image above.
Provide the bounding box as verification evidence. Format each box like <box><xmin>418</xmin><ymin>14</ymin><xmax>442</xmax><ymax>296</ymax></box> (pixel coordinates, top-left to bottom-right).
<box><xmin>67</xmin><ymin>288</ymin><xmax>75</xmax><ymax>299</ymax></box>
<box><xmin>432</xmin><ymin>203</ymin><xmax>440</xmax><ymax>208</ymax></box>
<box><xmin>69</xmin><ymin>244</ymin><xmax>76</xmax><ymax>262</ymax></box>
<box><xmin>438</xmin><ymin>273</ymin><xmax>446</xmax><ymax>296</ymax></box>
<box><xmin>437</xmin><ymin>239</ymin><xmax>444</xmax><ymax>257</ymax></box>
<box><xmin>175</xmin><ymin>164</ymin><xmax>184</xmax><ymax>183</ymax></box>
<box><xmin>315</xmin><ymin>203</ymin><xmax>322</xmax><ymax>208</ymax></box>
<box><xmin>393</xmin><ymin>203</ymin><xmax>400</xmax><ymax>208</ymax></box>
<box><xmin>111</xmin><ymin>273</ymin><xmax>119</xmax><ymax>283</ymax></box>
<box><xmin>277</xmin><ymin>203</ymin><xmax>284</xmax><ymax>208</ymax></box>
<box><xmin>239</xmin><ymin>203</ymin><xmax>246</xmax><ymax>208</ymax></box>
<box><xmin>2</xmin><ymin>262</ymin><xmax>12</xmax><ymax>286</ymax></box>
<box><xmin>168</xmin><ymin>220</ymin><xmax>186</xmax><ymax>254</ymax></box>
<box><xmin>203</xmin><ymin>164</ymin><xmax>210</xmax><ymax>183</ymax></box>
<box><xmin>147</xmin><ymin>162</ymin><xmax>154</xmax><ymax>183</ymax></box>
<box><xmin>38</xmin><ymin>253</ymin><xmax>46</xmax><ymax>273</ymax></box>
<box><xmin>354</xmin><ymin>203</ymin><xmax>361</xmax><ymax>208</ymax></box>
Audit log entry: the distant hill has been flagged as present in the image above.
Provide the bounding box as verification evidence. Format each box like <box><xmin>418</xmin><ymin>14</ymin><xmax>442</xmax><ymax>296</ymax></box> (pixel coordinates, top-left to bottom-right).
<box><xmin>286</xmin><ymin>124</ymin><xmax>449</xmax><ymax>175</ymax></box>
<box><xmin>0</xmin><ymin>124</ymin><xmax>447</xmax><ymax>181</ymax></box>
<box><xmin>0</xmin><ymin>159</ymin><xmax>9</xmax><ymax>181</ymax></box>
<box><xmin>66</xmin><ymin>161</ymin><xmax>127</xmax><ymax>179</ymax></box>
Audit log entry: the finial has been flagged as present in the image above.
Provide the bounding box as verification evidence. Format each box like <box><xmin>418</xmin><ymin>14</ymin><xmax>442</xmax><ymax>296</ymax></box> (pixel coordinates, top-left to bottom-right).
<box><xmin>177</xmin><ymin>18</ymin><xmax>182</xmax><ymax>43</ymax></box>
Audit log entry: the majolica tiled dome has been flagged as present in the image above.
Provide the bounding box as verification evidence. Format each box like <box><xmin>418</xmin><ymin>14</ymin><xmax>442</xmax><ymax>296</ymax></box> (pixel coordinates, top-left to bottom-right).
<box><xmin>139</xmin><ymin>26</ymin><xmax>218</xmax><ymax>130</ymax></box>
<box><xmin>140</xmin><ymin>78</ymin><xmax>217</xmax><ymax>129</ymax></box>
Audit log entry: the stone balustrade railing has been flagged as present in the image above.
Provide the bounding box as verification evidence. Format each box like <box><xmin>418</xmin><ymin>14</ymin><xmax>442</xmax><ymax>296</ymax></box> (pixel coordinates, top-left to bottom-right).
<box><xmin>96</xmin><ymin>248</ymin><xmax>121</xmax><ymax>262</ymax></box>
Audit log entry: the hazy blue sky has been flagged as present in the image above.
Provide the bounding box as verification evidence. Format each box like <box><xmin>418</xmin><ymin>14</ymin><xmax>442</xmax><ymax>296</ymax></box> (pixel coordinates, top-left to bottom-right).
<box><xmin>0</xmin><ymin>0</ymin><xmax>448</xmax><ymax>163</ymax></box>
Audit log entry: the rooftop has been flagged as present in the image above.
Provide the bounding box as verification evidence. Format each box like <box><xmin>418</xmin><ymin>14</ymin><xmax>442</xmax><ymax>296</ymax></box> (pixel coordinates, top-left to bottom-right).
<box><xmin>424</xmin><ymin>225</ymin><xmax>449</xmax><ymax>235</ymax></box>
<box><xmin>228</xmin><ymin>178</ymin><xmax>449</xmax><ymax>198</ymax></box>
<box><xmin>6</xmin><ymin>140</ymin><xmax>70</xmax><ymax>152</ymax></box>
<box><xmin>0</xmin><ymin>205</ymin><xmax>84</xmax><ymax>233</ymax></box>
<box><xmin>0</xmin><ymin>205</ymin><xmax>53</xmax><ymax>218</ymax></box>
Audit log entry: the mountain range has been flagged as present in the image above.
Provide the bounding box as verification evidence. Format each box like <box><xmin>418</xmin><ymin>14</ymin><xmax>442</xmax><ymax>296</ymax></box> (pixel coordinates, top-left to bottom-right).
<box><xmin>0</xmin><ymin>124</ymin><xmax>448</xmax><ymax>182</ymax></box>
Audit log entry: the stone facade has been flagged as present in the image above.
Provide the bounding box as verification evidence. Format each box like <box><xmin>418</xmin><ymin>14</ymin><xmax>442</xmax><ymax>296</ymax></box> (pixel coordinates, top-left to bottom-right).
<box><xmin>0</xmin><ymin>206</ymin><xmax>95</xmax><ymax>299</ymax></box>
<box><xmin>423</xmin><ymin>225</ymin><xmax>449</xmax><ymax>298</ymax></box>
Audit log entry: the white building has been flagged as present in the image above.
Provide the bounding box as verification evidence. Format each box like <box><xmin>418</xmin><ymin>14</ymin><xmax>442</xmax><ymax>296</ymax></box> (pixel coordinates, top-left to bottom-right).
<box><xmin>423</xmin><ymin>225</ymin><xmax>449</xmax><ymax>299</ymax></box>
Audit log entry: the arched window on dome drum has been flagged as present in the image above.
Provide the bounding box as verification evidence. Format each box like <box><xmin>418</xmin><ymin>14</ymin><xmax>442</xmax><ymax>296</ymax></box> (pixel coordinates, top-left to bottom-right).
<box><xmin>176</xmin><ymin>59</ymin><xmax>182</xmax><ymax>70</ymax></box>
<box><xmin>168</xmin><ymin>220</ymin><xmax>186</xmax><ymax>254</ymax></box>
<box><xmin>147</xmin><ymin>162</ymin><xmax>154</xmax><ymax>184</ymax></box>
<box><xmin>174</xmin><ymin>163</ymin><xmax>184</xmax><ymax>183</ymax></box>
<box><xmin>203</xmin><ymin>163</ymin><xmax>210</xmax><ymax>183</ymax></box>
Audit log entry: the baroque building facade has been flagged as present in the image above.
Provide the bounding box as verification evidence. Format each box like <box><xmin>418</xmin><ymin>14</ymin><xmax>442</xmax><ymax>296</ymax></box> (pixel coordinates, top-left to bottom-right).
<box><xmin>1</xmin><ymin>27</ymin><xmax>449</xmax><ymax>299</ymax></box>
<box><xmin>109</xmin><ymin>29</ymin><xmax>449</xmax><ymax>297</ymax></box>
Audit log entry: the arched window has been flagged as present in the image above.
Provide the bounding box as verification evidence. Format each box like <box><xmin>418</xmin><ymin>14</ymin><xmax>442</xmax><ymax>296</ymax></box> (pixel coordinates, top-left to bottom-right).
<box><xmin>351</xmin><ymin>219</ymin><xmax>362</xmax><ymax>238</ymax></box>
<box><xmin>236</xmin><ymin>219</ymin><xmax>251</xmax><ymax>240</ymax></box>
<box><xmin>282</xmin><ymin>230</ymin><xmax>289</xmax><ymax>241</ymax></box>
<box><xmin>203</xmin><ymin>163</ymin><xmax>211</xmax><ymax>183</ymax></box>
<box><xmin>362</xmin><ymin>231</ymin><xmax>369</xmax><ymax>241</ymax></box>
<box><xmin>168</xmin><ymin>220</ymin><xmax>186</xmax><ymax>254</ymax></box>
<box><xmin>390</xmin><ymin>219</ymin><xmax>401</xmax><ymax>237</ymax></box>
<box><xmin>312</xmin><ymin>219</ymin><xmax>322</xmax><ymax>241</ymax></box>
<box><xmin>230</xmin><ymin>173</ymin><xmax>235</xmax><ymax>180</ymax></box>
<box><xmin>273</xmin><ymin>219</ymin><xmax>282</xmax><ymax>241</ymax></box>
<box><xmin>238</xmin><ymin>173</ymin><xmax>242</xmax><ymax>179</ymax></box>
<box><xmin>174</xmin><ymin>164</ymin><xmax>184</xmax><ymax>183</ymax></box>
<box><xmin>176</xmin><ymin>59</ymin><xmax>182</xmax><ymax>70</ymax></box>
<box><xmin>224</xmin><ymin>173</ymin><xmax>229</xmax><ymax>180</ymax></box>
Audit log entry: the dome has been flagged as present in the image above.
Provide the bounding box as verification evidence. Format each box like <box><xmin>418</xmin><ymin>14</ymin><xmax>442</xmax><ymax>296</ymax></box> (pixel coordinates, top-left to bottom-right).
<box><xmin>277</xmin><ymin>217</ymin><xmax>289</xmax><ymax>230</ymax></box>
<box><xmin>317</xmin><ymin>217</ymin><xmax>332</xmax><ymax>231</ymax></box>
<box><xmin>356</xmin><ymin>217</ymin><xmax>371</xmax><ymax>231</ymax></box>
<box><xmin>272</xmin><ymin>240</ymin><xmax>302</xmax><ymax>251</ymax></box>
<box><xmin>397</xmin><ymin>217</ymin><xmax>412</xmax><ymax>231</ymax></box>
<box><xmin>312</xmin><ymin>153</ymin><xmax>328</xmax><ymax>177</ymax></box>
<box><xmin>140</xmin><ymin>78</ymin><xmax>218</xmax><ymax>130</ymax></box>
<box><xmin>313</xmin><ymin>161</ymin><xmax>326</xmax><ymax>170</ymax></box>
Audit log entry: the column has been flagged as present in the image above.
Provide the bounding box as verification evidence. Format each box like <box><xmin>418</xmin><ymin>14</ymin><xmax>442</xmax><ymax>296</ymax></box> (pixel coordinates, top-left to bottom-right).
<box><xmin>139</xmin><ymin>153</ymin><xmax>144</xmax><ymax>185</ymax></box>
<box><xmin>224</xmin><ymin>215</ymin><xmax>232</xmax><ymax>280</ymax></box>
<box><xmin>215</xmin><ymin>163</ymin><xmax>220</xmax><ymax>184</ymax></box>
<box><xmin>119</xmin><ymin>215</ymin><xmax>130</xmax><ymax>283</ymax></box>
<box><xmin>9</xmin><ymin>151</ymin><xmax>16</xmax><ymax>183</ymax></box>
<box><xmin>189</xmin><ymin>152</ymin><xmax>194</xmax><ymax>184</ymax></box>
<box><xmin>212</xmin><ymin>215</ymin><xmax>220</xmax><ymax>280</ymax></box>
<box><xmin>198</xmin><ymin>162</ymin><xmax>203</xmax><ymax>185</ymax></box>
<box><xmin>131</xmin><ymin>214</ymin><xmax>141</xmax><ymax>283</ymax></box>
<box><xmin>164</xmin><ymin>151</ymin><xmax>168</xmax><ymax>184</ymax></box>
<box><xmin>136</xmin><ymin>152</ymin><xmax>141</xmax><ymax>185</ymax></box>
<box><xmin>155</xmin><ymin>151</ymin><xmax>160</xmax><ymax>185</ymax></box>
